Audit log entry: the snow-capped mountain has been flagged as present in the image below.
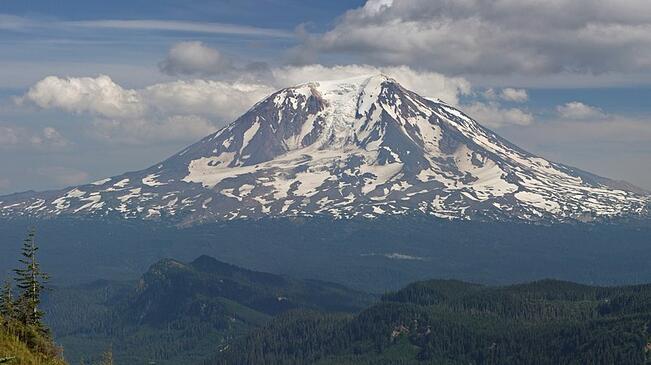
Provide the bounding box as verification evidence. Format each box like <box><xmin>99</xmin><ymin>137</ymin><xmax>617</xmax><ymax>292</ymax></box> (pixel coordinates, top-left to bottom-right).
<box><xmin>1</xmin><ymin>75</ymin><xmax>649</xmax><ymax>224</ymax></box>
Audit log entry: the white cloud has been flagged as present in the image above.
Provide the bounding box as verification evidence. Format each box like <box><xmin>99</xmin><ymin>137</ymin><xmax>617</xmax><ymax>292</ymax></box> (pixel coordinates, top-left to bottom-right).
<box><xmin>482</xmin><ymin>88</ymin><xmax>528</xmax><ymax>102</ymax></box>
<box><xmin>0</xmin><ymin>125</ymin><xmax>69</xmax><ymax>149</ymax></box>
<box><xmin>154</xmin><ymin>42</ymin><xmax>473</xmax><ymax>104</ymax></box>
<box><xmin>19</xmin><ymin>62</ymin><xmax>473</xmax><ymax>144</ymax></box>
<box><xmin>21</xmin><ymin>75</ymin><xmax>144</xmax><ymax>118</ymax></box>
<box><xmin>22</xmin><ymin>75</ymin><xmax>274</xmax><ymax>122</ymax></box>
<box><xmin>142</xmin><ymin>79</ymin><xmax>274</xmax><ymax>120</ymax></box>
<box><xmin>29</xmin><ymin>127</ymin><xmax>69</xmax><ymax>148</ymax></box>
<box><xmin>20</xmin><ymin>75</ymin><xmax>275</xmax><ymax>144</ymax></box>
<box><xmin>556</xmin><ymin>102</ymin><xmax>607</xmax><ymax>120</ymax></box>
<box><xmin>295</xmin><ymin>0</ymin><xmax>651</xmax><ymax>79</ymax></box>
<box><xmin>482</xmin><ymin>88</ymin><xmax>498</xmax><ymax>100</ymax></box>
<box><xmin>159</xmin><ymin>41</ymin><xmax>233</xmax><ymax>76</ymax></box>
<box><xmin>270</xmin><ymin>64</ymin><xmax>471</xmax><ymax>105</ymax></box>
<box><xmin>64</xmin><ymin>19</ymin><xmax>293</xmax><ymax>38</ymax></box>
<box><xmin>500</xmin><ymin>88</ymin><xmax>528</xmax><ymax>103</ymax></box>
<box><xmin>464</xmin><ymin>102</ymin><xmax>534</xmax><ymax>128</ymax></box>
<box><xmin>0</xmin><ymin>15</ymin><xmax>293</xmax><ymax>38</ymax></box>
<box><xmin>153</xmin><ymin>41</ymin><xmax>473</xmax><ymax>104</ymax></box>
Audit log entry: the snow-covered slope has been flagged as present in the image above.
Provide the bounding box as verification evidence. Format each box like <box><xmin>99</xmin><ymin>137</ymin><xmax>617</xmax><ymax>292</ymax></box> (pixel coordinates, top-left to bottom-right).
<box><xmin>1</xmin><ymin>75</ymin><xmax>649</xmax><ymax>224</ymax></box>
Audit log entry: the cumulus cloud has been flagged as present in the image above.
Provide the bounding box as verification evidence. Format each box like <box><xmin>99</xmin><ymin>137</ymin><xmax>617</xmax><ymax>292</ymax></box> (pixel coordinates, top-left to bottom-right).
<box><xmin>556</xmin><ymin>102</ymin><xmax>607</xmax><ymax>120</ymax></box>
<box><xmin>21</xmin><ymin>75</ymin><xmax>144</xmax><ymax>118</ymax></box>
<box><xmin>20</xmin><ymin>75</ymin><xmax>275</xmax><ymax>144</ymax></box>
<box><xmin>154</xmin><ymin>42</ymin><xmax>472</xmax><ymax>104</ymax></box>
<box><xmin>22</xmin><ymin>75</ymin><xmax>274</xmax><ymax>121</ymax></box>
<box><xmin>141</xmin><ymin>79</ymin><xmax>274</xmax><ymax>120</ymax></box>
<box><xmin>294</xmin><ymin>0</ymin><xmax>651</xmax><ymax>78</ymax></box>
<box><xmin>269</xmin><ymin>64</ymin><xmax>471</xmax><ymax>104</ymax></box>
<box><xmin>464</xmin><ymin>102</ymin><xmax>534</xmax><ymax>128</ymax></box>
<box><xmin>30</xmin><ymin>127</ymin><xmax>69</xmax><ymax>148</ymax></box>
<box><xmin>159</xmin><ymin>41</ymin><xmax>233</xmax><ymax>76</ymax></box>
<box><xmin>0</xmin><ymin>125</ymin><xmax>69</xmax><ymax>149</ymax></box>
<box><xmin>20</xmin><ymin>57</ymin><xmax>476</xmax><ymax>143</ymax></box>
<box><xmin>482</xmin><ymin>88</ymin><xmax>528</xmax><ymax>102</ymax></box>
<box><xmin>500</xmin><ymin>88</ymin><xmax>528</xmax><ymax>103</ymax></box>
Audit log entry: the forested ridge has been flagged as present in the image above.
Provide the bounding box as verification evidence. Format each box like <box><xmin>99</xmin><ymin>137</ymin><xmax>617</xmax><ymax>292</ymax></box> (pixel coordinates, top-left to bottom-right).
<box><xmin>216</xmin><ymin>279</ymin><xmax>651</xmax><ymax>364</ymax></box>
<box><xmin>4</xmin><ymin>229</ymin><xmax>649</xmax><ymax>365</ymax></box>
<box><xmin>43</xmin><ymin>255</ymin><xmax>373</xmax><ymax>364</ymax></box>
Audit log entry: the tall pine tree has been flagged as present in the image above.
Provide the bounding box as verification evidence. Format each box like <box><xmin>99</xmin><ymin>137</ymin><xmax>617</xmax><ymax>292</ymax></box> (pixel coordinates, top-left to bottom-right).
<box><xmin>13</xmin><ymin>229</ymin><xmax>49</xmax><ymax>331</ymax></box>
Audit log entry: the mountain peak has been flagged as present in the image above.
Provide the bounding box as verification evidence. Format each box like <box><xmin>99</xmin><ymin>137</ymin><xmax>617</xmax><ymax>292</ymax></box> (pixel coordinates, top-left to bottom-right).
<box><xmin>291</xmin><ymin>73</ymin><xmax>395</xmax><ymax>91</ymax></box>
<box><xmin>1</xmin><ymin>76</ymin><xmax>649</xmax><ymax>223</ymax></box>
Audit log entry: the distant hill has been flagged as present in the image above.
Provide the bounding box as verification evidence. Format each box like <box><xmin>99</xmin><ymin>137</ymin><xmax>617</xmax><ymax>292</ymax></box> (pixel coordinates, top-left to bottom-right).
<box><xmin>216</xmin><ymin>279</ymin><xmax>651</xmax><ymax>364</ymax></box>
<box><xmin>43</xmin><ymin>255</ymin><xmax>373</xmax><ymax>364</ymax></box>
<box><xmin>3</xmin><ymin>217</ymin><xmax>651</xmax><ymax>295</ymax></box>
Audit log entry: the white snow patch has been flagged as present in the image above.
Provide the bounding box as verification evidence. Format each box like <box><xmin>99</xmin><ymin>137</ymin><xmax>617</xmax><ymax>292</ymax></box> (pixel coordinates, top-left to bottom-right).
<box><xmin>515</xmin><ymin>191</ymin><xmax>561</xmax><ymax>213</ymax></box>
<box><xmin>239</xmin><ymin>121</ymin><xmax>261</xmax><ymax>159</ymax></box>
<box><xmin>117</xmin><ymin>188</ymin><xmax>142</xmax><ymax>203</ymax></box>
<box><xmin>113</xmin><ymin>179</ymin><xmax>130</xmax><ymax>188</ymax></box>
<box><xmin>142</xmin><ymin>174</ymin><xmax>166</xmax><ymax>187</ymax></box>
<box><xmin>91</xmin><ymin>178</ymin><xmax>111</xmax><ymax>186</ymax></box>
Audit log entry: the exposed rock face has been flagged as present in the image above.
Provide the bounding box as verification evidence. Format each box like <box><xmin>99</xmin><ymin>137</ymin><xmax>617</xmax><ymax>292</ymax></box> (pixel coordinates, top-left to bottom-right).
<box><xmin>1</xmin><ymin>75</ymin><xmax>648</xmax><ymax>224</ymax></box>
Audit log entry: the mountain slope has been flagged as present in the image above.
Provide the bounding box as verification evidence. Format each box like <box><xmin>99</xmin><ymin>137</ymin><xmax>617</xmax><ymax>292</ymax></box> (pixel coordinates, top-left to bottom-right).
<box><xmin>0</xmin><ymin>315</ymin><xmax>66</xmax><ymax>365</ymax></box>
<box><xmin>1</xmin><ymin>75</ymin><xmax>648</xmax><ymax>223</ymax></box>
<box><xmin>43</xmin><ymin>255</ymin><xmax>372</xmax><ymax>364</ymax></box>
<box><xmin>216</xmin><ymin>279</ymin><xmax>651</xmax><ymax>364</ymax></box>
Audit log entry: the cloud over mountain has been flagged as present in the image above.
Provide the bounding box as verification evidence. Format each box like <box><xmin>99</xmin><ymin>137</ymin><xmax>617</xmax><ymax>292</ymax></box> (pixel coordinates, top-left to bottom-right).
<box><xmin>294</xmin><ymin>0</ymin><xmax>651</xmax><ymax>78</ymax></box>
<box><xmin>18</xmin><ymin>62</ymin><xmax>476</xmax><ymax>143</ymax></box>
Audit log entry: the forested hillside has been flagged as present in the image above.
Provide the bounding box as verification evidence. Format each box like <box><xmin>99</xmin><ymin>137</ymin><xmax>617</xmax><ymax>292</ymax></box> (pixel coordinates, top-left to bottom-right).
<box><xmin>43</xmin><ymin>255</ymin><xmax>373</xmax><ymax>364</ymax></box>
<box><xmin>0</xmin><ymin>317</ymin><xmax>66</xmax><ymax>365</ymax></box>
<box><xmin>217</xmin><ymin>279</ymin><xmax>651</xmax><ymax>364</ymax></box>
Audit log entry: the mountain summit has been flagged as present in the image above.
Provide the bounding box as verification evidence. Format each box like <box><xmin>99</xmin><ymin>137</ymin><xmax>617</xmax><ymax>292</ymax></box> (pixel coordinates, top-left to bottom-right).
<box><xmin>1</xmin><ymin>75</ymin><xmax>649</xmax><ymax>223</ymax></box>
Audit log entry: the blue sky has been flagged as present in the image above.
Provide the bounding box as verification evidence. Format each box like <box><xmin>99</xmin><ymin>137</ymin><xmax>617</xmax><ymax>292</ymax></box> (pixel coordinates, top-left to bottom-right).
<box><xmin>1</xmin><ymin>0</ymin><xmax>651</xmax><ymax>193</ymax></box>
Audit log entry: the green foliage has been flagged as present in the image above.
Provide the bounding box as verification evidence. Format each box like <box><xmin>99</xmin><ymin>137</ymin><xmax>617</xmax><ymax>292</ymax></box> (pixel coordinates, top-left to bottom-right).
<box><xmin>0</xmin><ymin>229</ymin><xmax>64</xmax><ymax>364</ymax></box>
<box><xmin>43</xmin><ymin>255</ymin><xmax>373</xmax><ymax>365</ymax></box>
<box><xmin>0</xmin><ymin>317</ymin><xmax>65</xmax><ymax>365</ymax></box>
<box><xmin>0</xmin><ymin>281</ymin><xmax>15</xmax><ymax>321</ymax></box>
<box><xmin>217</xmin><ymin>279</ymin><xmax>651</xmax><ymax>364</ymax></box>
<box><xmin>13</xmin><ymin>229</ymin><xmax>49</xmax><ymax>331</ymax></box>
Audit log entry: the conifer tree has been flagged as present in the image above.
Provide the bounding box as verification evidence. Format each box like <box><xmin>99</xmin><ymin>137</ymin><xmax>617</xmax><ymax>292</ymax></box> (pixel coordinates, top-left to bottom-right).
<box><xmin>13</xmin><ymin>229</ymin><xmax>49</xmax><ymax>330</ymax></box>
<box><xmin>0</xmin><ymin>279</ymin><xmax>15</xmax><ymax>321</ymax></box>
